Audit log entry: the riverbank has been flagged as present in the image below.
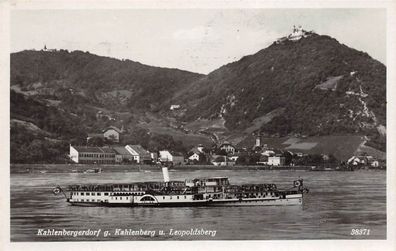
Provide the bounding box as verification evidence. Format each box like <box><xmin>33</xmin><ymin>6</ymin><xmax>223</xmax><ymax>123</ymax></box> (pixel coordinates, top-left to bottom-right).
<box><xmin>10</xmin><ymin>163</ymin><xmax>382</xmax><ymax>174</ymax></box>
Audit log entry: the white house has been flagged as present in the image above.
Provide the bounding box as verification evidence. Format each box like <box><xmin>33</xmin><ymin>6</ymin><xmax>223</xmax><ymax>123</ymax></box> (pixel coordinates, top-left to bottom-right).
<box><xmin>159</xmin><ymin>150</ymin><xmax>184</xmax><ymax>165</ymax></box>
<box><xmin>267</xmin><ymin>156</ymin><xmax>286</xmax><ymax>166</ymax></box>
<box><xmin>125</xmin><ymin>145</ymin><xmax>151</xmax><ymax>163</ymax></box>
<box><xmin>170</xmin><ymin>105</ymin><xmax>181</xmax><ymax>110</ymax></box>
<box><xmin>348</xmin><ymin>156</ymin><xmax>362</xmax><ymax>166</ymax></box>
<box><xmin>212</xmin><ymin>156</ymin><xmax>235</xmax><ymax>166</ymax></box>
<box><xmin>103</xmin><ymin>126</ymin><xmax>122</xmax><ymax>142</ymax></box>
<box><xmin>188</xmin><ymin>153</ymin><xmax>200</xmax><ymax>161</ymax></box>
<box><xmin>219</xmin><ymin>143</ymin><xmax>236</xmax><ymax>155</ymax></box>
<box><xmin>159</xmin><ymin>150</ymin><xmax>173</xmax><ymax>162</ymax></box>
<box><xmin>197</xmin><ymin>144</ymin><xmax>205</xmax><ymax>153</ymax></box>
<box><xmin>229</xmin><ymin>155</ymin><xmax>239</xmax><ymax>161</ymax></box>
<box><xmin>261</xmin><ymin>150</ymin><xmax>275</xmax><ymax>156</ymax></box>
<box><xmin>348</xmin><ymin>155</ymin><xmax>379</xmax><ymax>167</ymax></box>
<box><xmin>188</xmin><ymin>145</ymin><xmax>206</xmax><ymax>162</ymax></box>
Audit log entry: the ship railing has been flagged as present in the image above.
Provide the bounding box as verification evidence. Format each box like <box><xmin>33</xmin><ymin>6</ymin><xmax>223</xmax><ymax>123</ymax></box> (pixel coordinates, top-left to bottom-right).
<box><xmin>67</xmin><ymin>181</ymin><xmax>186</xmax><ymax>192</ymax></box>
<box><xmin>147</xmin><ymin>188</ymin><xmax>195</xmax><ymax>195</ymax></box>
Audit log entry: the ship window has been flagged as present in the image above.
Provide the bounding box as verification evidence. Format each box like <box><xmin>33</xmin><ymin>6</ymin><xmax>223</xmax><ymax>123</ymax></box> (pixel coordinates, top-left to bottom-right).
<box><xmin>91</xmin><ymin>199</ymin><xmax>94</xmax><ymax>202</ymax></box>
<box><xmin>115</xmin><ymin>197</ymin><xmax>117</xmax><ymax>200</ymax></box>
<box><xmin>170</xmin><ymin>196</ymin><xmax>172</xmax><ymax>200</ymax></box>
<box><xmin>97</xmin><ymin>193</ymin><xmax>101</xmax><ymax>196</ymax></box>
<box><xmin>163</xmin><ymin>196</ymin><xmax>165</xmax><ymax>199</ymax></box>
<box><xmin>104</xmin><ymin>193</ymin><xmax>109</xmax><ymax>196</ymax></box>
<box><xmin>81</xmin><ymin>192</ymin><xmax>84</xmax><ymax>196</ymax></box>
<box><xmin>120</xmin><ymin>197</ymin><xmax>122</xmax><ymax>200</ymax></box>
<box><xmin>177</xmin><ymin>196</ymin><xmax>179</xmax><ymax>199</ymax></box>
<box><xmin>184</xmin><ymin>196</ymin><xmax>186</xmax><ymax>199</ymax></box>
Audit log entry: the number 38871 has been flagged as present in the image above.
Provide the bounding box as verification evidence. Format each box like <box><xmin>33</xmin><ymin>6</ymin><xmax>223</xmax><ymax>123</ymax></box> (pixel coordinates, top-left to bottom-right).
<box><xmin>351</xmin><ymin>229</ymin><xmax>370</xmax><ymax>235</ymax></box>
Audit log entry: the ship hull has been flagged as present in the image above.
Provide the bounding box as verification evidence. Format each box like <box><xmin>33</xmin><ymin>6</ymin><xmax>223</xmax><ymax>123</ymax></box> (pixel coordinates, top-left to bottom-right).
<box><xmin>60</xmin><ymin>176</ymin><xmax>308</xmax><ymax>208</ymax></box>
<box><xmin>67</xmin><ymin>196</ymin><xmax>303</xmax><ymax>207</ymax></box>
<box><xmin>207</xmin><ymin>197</ymin><xmax>302</xmax><ymax>206</ymax></box>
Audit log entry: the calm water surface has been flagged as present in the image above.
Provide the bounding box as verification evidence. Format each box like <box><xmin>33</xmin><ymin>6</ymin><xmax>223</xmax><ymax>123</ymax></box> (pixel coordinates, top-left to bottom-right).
<box><xmin>10</xmin><ymin>169</ymin><xmax>386</xmax><ymax>241</ymax></box>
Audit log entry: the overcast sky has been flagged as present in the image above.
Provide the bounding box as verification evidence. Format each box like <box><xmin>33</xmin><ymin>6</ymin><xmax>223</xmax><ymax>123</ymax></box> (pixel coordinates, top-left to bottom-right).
<box><xmin>11</xmin><ymin>9</ymin><xmax>386</xmax><ymax>74</ymax></box>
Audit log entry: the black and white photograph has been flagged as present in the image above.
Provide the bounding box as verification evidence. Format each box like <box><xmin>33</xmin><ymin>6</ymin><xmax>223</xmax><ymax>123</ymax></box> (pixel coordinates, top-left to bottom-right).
<box><xmin>1</xmin><ymin>1</ymin><xmax>395</xmax><ymax>250</ymax></box>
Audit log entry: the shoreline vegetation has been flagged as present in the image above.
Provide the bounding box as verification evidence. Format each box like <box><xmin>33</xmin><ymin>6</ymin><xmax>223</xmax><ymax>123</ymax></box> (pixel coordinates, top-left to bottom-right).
<box><xmin>10</xmin><ymin>164</ymin><xmax>384</xmax><ymax>174</ymax></box>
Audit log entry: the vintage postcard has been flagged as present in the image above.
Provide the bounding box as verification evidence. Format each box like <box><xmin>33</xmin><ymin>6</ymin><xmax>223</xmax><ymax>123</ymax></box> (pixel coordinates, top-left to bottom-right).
<box><xmin>1</xmin><ymin>0</ymin><xmax>395</xmax><ymax>250</ymax></box>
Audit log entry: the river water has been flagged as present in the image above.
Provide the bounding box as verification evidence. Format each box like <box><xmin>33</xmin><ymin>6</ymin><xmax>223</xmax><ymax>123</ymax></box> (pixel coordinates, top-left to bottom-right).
<box><xmin>10</xmin><ymin>169</ymin><xmax>386</xmax><ymax>241</ymax></box>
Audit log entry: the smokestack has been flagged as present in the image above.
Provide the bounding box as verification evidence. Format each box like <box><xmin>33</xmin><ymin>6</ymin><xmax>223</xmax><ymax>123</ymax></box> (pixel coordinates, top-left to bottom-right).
<box><xmin>162</xmin><ymin>166</ymin><xmax>170</xmax><ymax>182</ymax></box>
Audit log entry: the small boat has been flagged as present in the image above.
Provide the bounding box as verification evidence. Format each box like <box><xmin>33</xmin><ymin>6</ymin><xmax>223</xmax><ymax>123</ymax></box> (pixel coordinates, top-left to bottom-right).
<box><xmin>83</xmin><ymin>168</ymin><xmax>102</xmax><ymax>174</ymax></box>
<box><xmin>53</xmin><ymin>166</ymin><xmax>309</xmax><ymax>207</ymax></box>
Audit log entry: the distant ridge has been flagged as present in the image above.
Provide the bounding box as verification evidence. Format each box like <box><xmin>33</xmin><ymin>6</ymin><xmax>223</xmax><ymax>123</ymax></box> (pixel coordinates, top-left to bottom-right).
<box><xmin>10</xmin><ymin>27</ymin><xmax>386</xmax><ymax>163</ymax></box>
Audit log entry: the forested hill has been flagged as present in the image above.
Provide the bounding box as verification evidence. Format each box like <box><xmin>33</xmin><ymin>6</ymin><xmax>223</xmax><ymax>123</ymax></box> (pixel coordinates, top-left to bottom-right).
<box><xmin>10</xmin><ymin>50</ymin><xmax>204</xmax><ymax>163</ymax></box>
<box><xmin>11</xmin><ymin>49</ymin><xmax>203</xmax><ymax>111</ymax></box>
<box><xmin>174</xmin><ymin>32</ymin><xmax>386</xmax><ymax>150</ymax></box>
<box><xmin>10</xmin><ymin>29</ymin><xmax>387</xmax><ymax>163</ymax></box>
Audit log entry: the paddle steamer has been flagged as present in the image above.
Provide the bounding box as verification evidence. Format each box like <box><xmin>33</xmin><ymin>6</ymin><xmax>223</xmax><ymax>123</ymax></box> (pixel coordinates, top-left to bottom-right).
<box><xmin>53</xmin><ymin>167</ymin><xmax>309</xmax><ymax>207</ymax></box>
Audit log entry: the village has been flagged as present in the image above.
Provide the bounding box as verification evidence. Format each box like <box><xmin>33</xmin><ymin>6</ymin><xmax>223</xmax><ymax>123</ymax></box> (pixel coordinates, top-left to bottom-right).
<box><xmin>68</xmin><ymin>125</ymin><xmax>384</xmax><ymax>170</ymax></box>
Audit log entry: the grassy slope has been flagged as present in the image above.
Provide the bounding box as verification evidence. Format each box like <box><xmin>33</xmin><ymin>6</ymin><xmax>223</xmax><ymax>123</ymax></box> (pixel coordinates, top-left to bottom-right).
<box><xmin>237</xmin><ymin>135</ymin><xmax>381</xmax><ymax>161</ymax></box>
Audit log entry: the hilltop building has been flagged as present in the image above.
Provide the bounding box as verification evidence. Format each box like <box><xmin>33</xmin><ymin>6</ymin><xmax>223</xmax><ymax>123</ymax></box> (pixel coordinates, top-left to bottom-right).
<box><xmin>276</xmin><ymin>25</ymin><xmax>313</xmax><ymax>44</ymax></box>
